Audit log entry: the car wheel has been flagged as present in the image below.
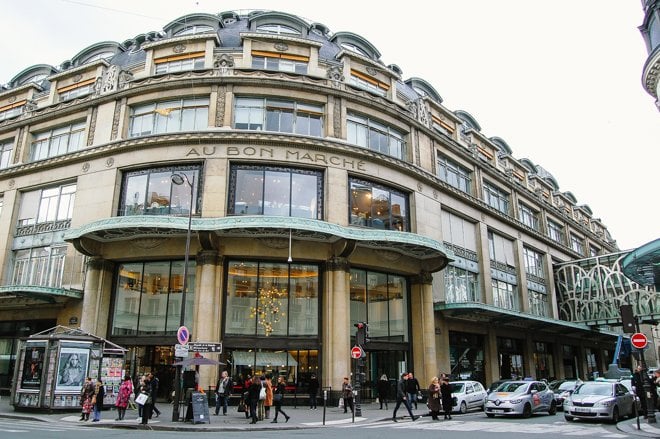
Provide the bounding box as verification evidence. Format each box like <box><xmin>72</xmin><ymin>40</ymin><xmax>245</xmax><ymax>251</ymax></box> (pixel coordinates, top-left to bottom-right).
<box><xmin>522</xmin><ymin>403</ymin><xmax>532</xmax><ymax>418</ymax></box>
<box><xmin>564</xmin><ymin>414</ymin><xmax>573</xmax><ymax>422</ymax></box>
<box><xmin>611</xmin><ymin>407</ymin><xmax>620</xmax><ymax>424</ymax></box>
<box><xmin>486</xmin><ymin>413</ymin><xmax>495</xmax><ymax>418</ymax></box>
<box><xmin>548</xmin><ymin>401</ymin><xmax>557</xmax><ymax>415</ymax></box>
<box><xmin>460</xmin><ymin>401</ymin><xmax>468</xmax><ymax>414</ymax></box>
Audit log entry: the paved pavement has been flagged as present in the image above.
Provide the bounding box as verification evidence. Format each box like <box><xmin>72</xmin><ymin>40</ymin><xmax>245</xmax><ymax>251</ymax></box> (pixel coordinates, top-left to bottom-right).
<box><xmin>1</xmin><ymin>395</ymin><xmax>659</xmax><ymax>436</ymax></box>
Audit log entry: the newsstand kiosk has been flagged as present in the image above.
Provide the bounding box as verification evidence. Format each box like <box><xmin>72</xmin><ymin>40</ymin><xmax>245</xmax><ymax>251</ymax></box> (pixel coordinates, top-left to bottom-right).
<box><xmin>11</xmin><ymin>325</ymin><xmax>127</xmax><ymax>411</ymax></box>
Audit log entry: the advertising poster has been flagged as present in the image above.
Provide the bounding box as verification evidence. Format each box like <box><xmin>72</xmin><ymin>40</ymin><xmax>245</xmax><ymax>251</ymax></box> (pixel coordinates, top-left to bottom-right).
<box><xmin>21</xmin><ymin>346</ymin><xmax>45</xmax><ymax>389</ymax></box>
<box><xmin>55</xmin><ymin>347</ymin><xmax>89</xmax><ymax>391</ymax></box>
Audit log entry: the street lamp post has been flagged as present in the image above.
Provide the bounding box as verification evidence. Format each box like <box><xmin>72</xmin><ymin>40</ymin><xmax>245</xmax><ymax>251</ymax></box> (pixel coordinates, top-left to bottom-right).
<box><xmin>170</xmin><ymin>172</ymin><xmax>194</xmax><ymax>422</ymax></box>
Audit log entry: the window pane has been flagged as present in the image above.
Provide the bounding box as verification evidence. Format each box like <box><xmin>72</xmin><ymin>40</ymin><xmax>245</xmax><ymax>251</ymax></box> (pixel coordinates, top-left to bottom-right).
<box><xmin>256</xmin><ymin>263</ymin><xmax>289</xmax><ymax>336</ymax></box>
<box><xmin>138</xmin><ymin>262</ymin><xmax>170</xmax><ymax>334</ymax></box>
<box><xmin>146</xmin><ymin>171</ymin><xmax>172</xmax><ymax>215</ymax></box>
<box><xmin>124</xmin><ymin>174</ymin><xmax>148</xmax><ymax>215</ymax></box>
<box><xmin>291</xmin><ymin>173</ymin><xmax>318</xmax><ymax>219</ymax></box>
<box><xmin>350</xmin><ymin>269</ymin><xmax>368</xmax><ymax>324</ymax></box>
<box><xmin>288</xmin><ymin>264</ymin><xmax>318</xmax><ymax>335</ymax></box>
<box><xmin>112</xmin><ymin>263</ymin><xmax>143</xmax><ymax>335</ymax></box>
<box><xmin>367</xmin><ymin>272</ymin><xmax>388</xmax><ymax>339</ymax></box>
<box><xmin>226</xmin><ymin>261</ymin><xmax>258</xmax><ymax>335</ymax></box>
<box><xmin>388</xmin><ymin>275</ymin><xmax>407</xmax><ymax>341</ymax></box>
<box><xmin>370</xmin><ymin>187</ymin><xmax>389</xmax><ymax>229</ymax></box>
<box><xmin>233</xmin><ymin>169</ymin><xmax>264</xmax><ymax>215</ymax></box>
<box><xmin>350</xmin><ymin>181</ymin><xmax>371</xmax><ymax>226</ymax></box>
<box><xmin>263</xmin><ymin>171</ymin><xmax>291</xmax><ymax>216</ymax></box>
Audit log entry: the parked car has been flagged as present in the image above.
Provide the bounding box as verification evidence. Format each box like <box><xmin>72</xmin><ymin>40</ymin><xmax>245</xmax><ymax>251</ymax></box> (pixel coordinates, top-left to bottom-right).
<box><xmin>487</xmin><ymin>379</ymin><xmax>510</xmax><ymax>394</ymax></box>
<box><xmin>563</xmin><ymin>381</ymin><xmax>635</xmax><ymax>423</ymax></box>
<box><xmin>449</xmin><ymin>380</ymin><xmax>487</xmax><ymax>413</ymax></box>
<box><xmin>485</xmin><ymin>380</ymin><xmax>556</xmax><ymax>418</ymax></box>
<box><xmin>549</xmin><ymin>379</ymin><xmax>582</xmax><ymax>410</ymax></box>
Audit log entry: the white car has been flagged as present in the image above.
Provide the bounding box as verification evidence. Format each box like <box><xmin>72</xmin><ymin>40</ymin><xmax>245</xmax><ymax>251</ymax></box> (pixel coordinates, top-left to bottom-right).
<box><xmin>449</xmin><ymin>380</ymin><xmax>487</xmax><ymax>413</ymax></box>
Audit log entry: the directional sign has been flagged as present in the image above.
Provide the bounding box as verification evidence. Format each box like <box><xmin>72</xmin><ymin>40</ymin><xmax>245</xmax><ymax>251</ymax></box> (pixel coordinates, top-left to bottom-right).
<box><xmin>351</xmin><ymin>345</ymin><xmax>364</xmax><ymax>359</ymax></box>
<box><xmin>189</xmin><ymin>342</ymin><xmax>223</xmax><ymax>353</ymax></box>
<box><xmin>177</xmin><ymin>326</ymin><xmax>190</xmax><ymax>345</ymax></box>
<box><xmin>631</xmin><ymin>332</ymin><xmax>648</xmax><ymax>349</ymax></box>
<box><xmin>175</xmin><ymin>344</ymin><xmax>189</xmax><ymax>358</ymax></box>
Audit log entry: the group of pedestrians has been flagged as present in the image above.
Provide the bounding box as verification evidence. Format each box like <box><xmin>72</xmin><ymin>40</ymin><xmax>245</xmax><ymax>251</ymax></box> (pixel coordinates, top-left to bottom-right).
<box><xmin>427</xmin><ymin>374</ymin><xmax>453</xmax><ymax>420</ymax></box>
<box><xmin>234</xmin><ymin>373</ymin><xmax>291</xmax><ymax>424</ymax></box>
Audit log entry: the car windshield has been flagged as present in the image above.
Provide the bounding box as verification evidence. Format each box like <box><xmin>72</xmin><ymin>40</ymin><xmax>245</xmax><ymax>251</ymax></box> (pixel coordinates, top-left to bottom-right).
<box><xmin>449</xmin><ymin>383</ymin><xmax>464</xmax><ymax>393</ymax></box>
<box><xmin>495</xmin><ymin>382</ymin><xmax>527</xmax><ymax>394</ymax></box>
<box><xmin>574</xmin><ymin>383</ymin><xmax>613</xmax><ymax>396</ymax></box>
<box><xmin>558</xmin><ymin>381</ymin><xmax>578</xmax><ymax>391</ymax></box>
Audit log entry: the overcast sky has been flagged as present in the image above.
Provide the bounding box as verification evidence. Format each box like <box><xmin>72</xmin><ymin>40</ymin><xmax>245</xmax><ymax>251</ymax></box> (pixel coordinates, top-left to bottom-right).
<box><xmin>1</xmin><ymin>0</ymin><xmax>657</xmax><ymax>251</ymax></box>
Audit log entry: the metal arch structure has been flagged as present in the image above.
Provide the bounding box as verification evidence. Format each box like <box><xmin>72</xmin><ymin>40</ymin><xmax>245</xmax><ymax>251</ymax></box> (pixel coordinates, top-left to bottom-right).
<box><xmin>555</xmin><ymin>251</ymin><xmax>660</xmax><ymax>327</ymax></box>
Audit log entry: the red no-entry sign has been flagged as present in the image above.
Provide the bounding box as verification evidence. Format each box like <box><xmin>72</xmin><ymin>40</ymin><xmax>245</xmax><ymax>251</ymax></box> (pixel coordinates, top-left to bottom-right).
<box><xmin>631</xmin><ymin>332</ymin><xmax>648</xmax><ymax>349</ymax></box>
<box><xmin>351</xmin><ymin>345</ymin><xmax>363</xmax><ymax>359</ymax></box>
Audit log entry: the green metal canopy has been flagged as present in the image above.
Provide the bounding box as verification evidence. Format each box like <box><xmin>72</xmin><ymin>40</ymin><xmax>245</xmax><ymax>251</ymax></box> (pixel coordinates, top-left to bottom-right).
<box><xmin>621</xmin><ymin>238</ymin><xmax>660</xmax><ymax>289</ymax></box>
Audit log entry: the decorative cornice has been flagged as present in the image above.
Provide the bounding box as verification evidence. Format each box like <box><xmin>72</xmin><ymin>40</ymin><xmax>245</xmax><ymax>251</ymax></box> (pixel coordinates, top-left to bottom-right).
<box><xmin>411</xmin><ymin>271</ymin><xmax>434</xmax><ymax>285</ymax></box>
<box><xmin>197</xmin><ymin>250</ymin><xmax>221</xmax><ymax>266</ymax></box>
<box><xmin>325</xmin><ymin>256</ymin><xmax>350</xmax><ymax>272</ymax></box>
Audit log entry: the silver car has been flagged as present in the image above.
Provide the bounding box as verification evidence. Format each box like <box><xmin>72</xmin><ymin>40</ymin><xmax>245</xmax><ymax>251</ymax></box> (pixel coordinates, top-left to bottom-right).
<box><xmin>485</xmin><ymin>380</ymin><xmax>557</xmax><ymax>418</ymax></box>
<box><xmin>449</xmin><ymin>380</ymin><xmax>487</xmax><ymax>413</ymax></box>
<box><xmin>564</xmin><ymin>381</ymin><xmax>635</xmax><ymax>423</ymax></box>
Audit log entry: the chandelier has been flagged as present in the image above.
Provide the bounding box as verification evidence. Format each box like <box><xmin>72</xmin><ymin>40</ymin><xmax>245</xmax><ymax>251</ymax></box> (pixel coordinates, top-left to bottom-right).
<box><xmin>250</xmin><ymin>286</ymin><xmax>287</xmax><ymax>336</ymax></box>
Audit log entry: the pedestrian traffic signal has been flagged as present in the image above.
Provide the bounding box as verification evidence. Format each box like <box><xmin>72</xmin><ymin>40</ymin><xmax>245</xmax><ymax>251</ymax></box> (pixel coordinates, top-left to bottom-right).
<box><xmin>354</xmin><ymin>322</ymin><xmax>368</xmax><ymax>346</ymax></box>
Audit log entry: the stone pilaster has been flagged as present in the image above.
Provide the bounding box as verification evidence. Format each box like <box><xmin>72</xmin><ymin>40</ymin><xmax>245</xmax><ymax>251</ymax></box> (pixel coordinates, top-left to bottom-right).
<box><xmin>323</xmin><ymin>257</ymin><xmax>350</xmax><ymax>389</ymax></box>
<box><xmin>193</xmin><ymin>250</ymin><xmax>222</xmax><ymax>390</ymax></box>
<box><xmin>410</xmin><ymin>271</ymin><xmax>437</xmax><ymax>386</ymax></box>
<box><xmin>485</xmin><ymin>331</ymin><xmax>500</xmax><ymax>385</ymax></box>
<box><xmin>80</xmin><ymin>257</ymin><xmax>115</xmax><ymax>336</ymax></box>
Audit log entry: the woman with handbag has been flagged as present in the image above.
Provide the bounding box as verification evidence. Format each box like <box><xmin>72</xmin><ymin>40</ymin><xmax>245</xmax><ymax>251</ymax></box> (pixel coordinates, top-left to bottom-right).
<box><xmin>79</xmin><ymin>377</ymin><xmax>95</xmax><ymax>421</ymax></box>
<box><xmin>115</xmin><ymin>375</ymin><xmax>133</xmax><ymax>421</ymax></box>
<box><xmin>271</xmin><ymin>376</ymin><xmax>290</xmax><ymax>423</ymax></box>
<box><xmin>138</xmin><ymin>377</ymin><xmax>153</xmax><ymax>425</ymax></box>
<box><xmin>376</xmin><ymin>374</ymin><xmax>389</xmax><ymax>410</ymax></box>
<box><xmin>91</xmin><ymin>378</ymin><xmax>105</xmax><ymax>422</ymax></box>
<box><xmin>440</xmin><ymin>374</ymin><xmax>453</xmax><ymax>420</ymax></box>
<box><xmin>427</xmin><ymin>377</ymin><xmax>441</xmax><ymax>420</ymax></box>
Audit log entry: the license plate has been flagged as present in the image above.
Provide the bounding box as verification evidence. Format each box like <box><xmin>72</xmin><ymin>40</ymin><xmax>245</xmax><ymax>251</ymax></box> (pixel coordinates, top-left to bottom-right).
<box><xmin>491</xmin><ymin>409</ymin><xmax>504</xmax><ymax>413</ymax></box>
<box><xmin>574</xmin><ymin>407</ymin><xmax>591</xmax><ymax>413</ymax></box>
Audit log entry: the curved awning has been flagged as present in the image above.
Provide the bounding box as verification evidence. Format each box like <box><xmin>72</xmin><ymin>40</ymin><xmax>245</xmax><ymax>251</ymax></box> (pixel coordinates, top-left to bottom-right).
<box><xmin>64</xmin><ymin>215</ymin><xmax>454</xmax><ymax>272</ymax></box>
<box><xmin>0</xmin><ymin>285</ymin><xmax>83</xmax><ymax>310</ymax></box>
<box><xmin>621</xmin><ymin>238</ymin><xmax>660</xmax><ymax>288</ymax></box>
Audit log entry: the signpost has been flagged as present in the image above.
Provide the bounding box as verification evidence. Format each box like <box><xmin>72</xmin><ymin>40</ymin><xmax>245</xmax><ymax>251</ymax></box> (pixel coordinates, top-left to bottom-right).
<box><xmin>350</xmin><ymin>346</ymin><xmax>363</xmax><ymax>359</ymax></box>
<box><xmin>188</xmin><ymin>342</ymin><xmax>223</xmax><ymax>353</ymax></box>
<box><xmin>177</xmin><ymin>326</ymin><xmax>190</xmax><ymax>346</ymax></box>
<box><xmin>175</xmin><ymin>344</ymin><xmax>189</xmax><ymax>358</ymax></box>
<box><xmin>631</xmin><ymin>332</ymin><xmax>648</xmax><ymax>350</ymax></box>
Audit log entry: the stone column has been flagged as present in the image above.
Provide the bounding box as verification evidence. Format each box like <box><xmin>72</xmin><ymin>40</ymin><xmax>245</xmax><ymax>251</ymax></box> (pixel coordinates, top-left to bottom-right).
<box><xmin>193</xmin><ymin>250</ymin><xmax>222</xmax><ymax>391</ymax></box>
<box><xmin>552</xmin><ymin>341</ymin><xmax>564</xmax><ymax>379</ymax></box>
<box><xmin>323</xmin><ymin>257</ymin><xmax>351</xmax><ymax>391</ymax></box>
<box><xmin>410</xmin><ymin>271</ymin><xmax>438</xmax><ymax>386</ymax></box>
<box><xmin>525</xmin><ymin>334</ymin><xmax>535</xmax><ymax>379</ymax></box>
<box><xmin>436</xmin><ymin>317</ymin><xmax>450</xmax><ymax>375</ymax></box>
<box><xmin>486</xmin><ymin>331</ymin><xmax>500</xmax><ymax>385</ymax></box>
<box><xmin>80</xmin><ymin>257</ymin><xmax>115</xmax><ymax>336</ymax></box>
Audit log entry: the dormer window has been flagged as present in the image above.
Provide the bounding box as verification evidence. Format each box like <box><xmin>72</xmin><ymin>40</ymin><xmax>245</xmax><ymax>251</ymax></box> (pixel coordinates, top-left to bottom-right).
<box><xmin>58</xmin><ymin>79</ymin><xmax>96</xmax><ymax>101</ymax></box>
<box><xmin>20</xmin><ymin>74</ymin><xmax>48</xmax><ymax>85</ymax></box>
<box><xmin>341</xmin><ymin>43</ymin><xmax>369</xmax><ymax>57</ymax></box>
<box><xmin>81</xmin><ymin>51</ymin><xmax>115</xmax><ymax>64</ymax></box>
<box><xmin>256</xmin><ymin>24</ymin><xmax>301</xmax><ymax>36</ymax></box>
<box><xmin>251</xmin><ymin>51</ymin><xmax>308</xmax><ymax>74</ymax></box>
<box><xmin>174</xmin><ymin>25</ymin><xmax>214</xmax><ymax>36</ymax></box>
<box><xmin>349</xmin><ymin>70</ymin><xmax>389</xmax><ymax>97</ymax></box>
<box><xmin>154</xmin><ymin>52</ymin><xmax>205</xmax><ymax>74</ymax></box>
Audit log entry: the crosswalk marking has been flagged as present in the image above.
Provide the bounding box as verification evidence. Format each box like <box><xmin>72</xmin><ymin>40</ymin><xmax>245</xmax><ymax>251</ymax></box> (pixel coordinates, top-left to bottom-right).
<box><xmin>337</xmin><ymin>418</ymin><xmax>628</xmax><ymax>437</ymax></box>
<box><xmin>0</xmin><ymin>419</ymin><xmax>113</xmax><ymax>433</ymax></box>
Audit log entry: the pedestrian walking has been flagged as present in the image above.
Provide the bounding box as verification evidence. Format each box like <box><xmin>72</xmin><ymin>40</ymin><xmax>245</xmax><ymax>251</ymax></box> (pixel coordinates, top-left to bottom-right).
<box><xmin>214</xmin><ymin>370</ymin><xmax>232</xmax><ymax>416</ymax></box>
<box><xmin>138</xmin><ymin>377</ymin><xmax>153</xmax><ymax>425</ymax></box>
<box><xmin>147</xmin><ymin>373</ymin><xmax>161</xmax><ymax>418</ymax></box>
<box><xmin>271</xmin><ymin>376</ymin><xmax>290</xmax><ymax>423</ymax></box>
<box><xmin>392</xmin><ymin>372</ymin><xmax>416</xmax><ymax>422</ymax></box>
<box><xmin>376</xmin><ymin>374</ymin><xmax>389</xmax><ymax>409</ymax></box>
<box><xmin>264</xmin><ymin>374</ymin><xmax>273</xmax><ymax>419</ymax></box>
<box><xmin>308</xmin><ymin>374</ymin><xmax>320</xmax><ymax>409</ymax></box>
<box><xmin>427</xmin><ymin>377</ymin><xmax>441</xmax><ymax>420</ymax></box>
<box><xmin>114</xmin><ymin>375</ymin><xmax>133</xmax><ymax>421</ymax></box>
<box><xmin>342</xmin><ymin>376</ymin><xmax>354</xmax><ymax>414</ymax></box>
<box><xmin>440</xmin><ymin>374</ymin><xmax>453</xmax><ymax>420</ymax></box>
<box><xmin>79</xmin><ymin>377</ymin><xmax>95</xmax><ymax>421</ymax></box>
<box><xmin>91</xmin><ymin>378</ymin><xmax>105</xmax><ymax>422</ymax></box>
<box><xmin>406</xmin><ymin>372</ymin><xmax>421</xmax><ymax>410</ymax></box>
<box><xmin>247</xmin><ymin>376</ymin><xmax>261</xmax><ymax>424</ymax></box>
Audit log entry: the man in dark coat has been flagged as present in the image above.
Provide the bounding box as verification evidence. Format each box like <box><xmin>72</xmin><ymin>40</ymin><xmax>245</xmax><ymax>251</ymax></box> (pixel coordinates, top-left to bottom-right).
<box><xmin>392</xmin><ymin>372</ymin><xmax>417</xmax><ymax>422</ymax></box>
<box><xmin>440</xmin><ymin>374</ymin><xmax>453</xmax><ymax>420</ymax></box>
<box><xmin>148</xmin><ymin>373</ymin><xmax>161</xmax><ymax>418</ymax></box>
<box><xmin>308</xmin><ymin>374</ymin><xmax>320</xmax><ymax>409</ymax></box>
<box><xmin>247</xmin><ymin>377</ymin><xmax>261</xmax><ymax>424</ymax></box>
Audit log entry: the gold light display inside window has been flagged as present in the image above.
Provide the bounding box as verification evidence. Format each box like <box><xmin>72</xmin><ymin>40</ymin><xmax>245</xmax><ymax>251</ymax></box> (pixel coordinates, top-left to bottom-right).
<box><xmin>250</xmin><ymin>286</ymin><xmax>287</xmax><ymax>336</ymax></box>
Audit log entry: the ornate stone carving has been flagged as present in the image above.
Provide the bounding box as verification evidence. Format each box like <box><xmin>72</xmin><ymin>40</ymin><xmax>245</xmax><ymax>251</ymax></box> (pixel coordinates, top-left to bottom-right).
<box><xmin>411</xmin><ymin>271</ymin><xmax>434</xmax><ymax>285</ymax></box>
<box><xmin>8</xmin><ymin>96</ymin><xmax>16</xmax><ymax>103</ymax></box>
<box><xmin>326</xmin><ymin>64</ymin><xmax>344</xmax><ymax>88</ymax></box>
<box><xmin>214</xmin><ymin>54</ymin><xmax>234</xmax><ymax>76</ymax></box>
<box><xmin>118</xmin><ymin>70</ymin><xmax>133</xmax><ymax>90</ymax></box>
<box><xmin>73</xmin><ymin>74</ymin><xmax>83</xmax><ymax>83</ymax></box>
<box><xmin>417</xmin><ymin>183</ymin><xmax>423</xmax><ymax>192</ymax></box>
<box><xmin>197</xmin><ymin>250</ymin><xmax>221</xmax><ymax>266</ymax></box>
<box><xmin>325</xmin><ymin>256</ymin><xmax>350</xmax><ymax>272</ymax></box>
<box><xmin>96</xmin><ymin>65</ymin><xmax>121</xmax><ymax>95</ymax></box>
<box><xmin>12</xmin><ymin>127</ymin><xmax>23</xmax><ymax>165</ymax></box>
<box><xmin>366</xmin><ymin>66</ymin><xmax>377</xmax><ymax>76</ymax></box>
<box><xmin>132</xmin><ymin>237</ymin><xmax>166</xmax><ymax>249</ymax></box>
<box><xmin>374</xmin><ymin>249</ymin><xmax>402</xmax><ymax>262</ymax></box>
<box><xmin>332</xmin><ymin>96</ymin><xmax>341</xmax><ymax>138</ymax></box>
<box><xmin>406</xmin><ymin>98</ymin><xmax>431</xmax><ymax>129</ymax></box>
<box><xmin>110</xmin><ymin>99</ymin><xmax>122</xmax><ymax>140</ymax></box>
<box><xmin>274</xmin><ymin>42</ymin><xmax>289</xmax><ymax>52</ymax></box>
<box><xmin>173</xmin><ymin>44</ymin><xmax>186</xmax><ymax>53</ymax></box>
<box><xmin>259</xmin><ymin>237</ymin><xmax>288</xmax><ymax>249</ymax></box>
<box><xmin>86</xmin><ymin>257</ymin><xmax>114</xmax><ymax>272</ymax></box>
<box><xmin>24</xmin><ymin>99</ymin><xmax>38</xmax><ymax>112</ymax></box>
<box><xmin>82</xmin><ymin>162</ymin><xmax>90</xmax><ymax>173</ymax></box>
<box><xmin>87</xmin><ymin>107</ymin><xmax>97</xmax><ymax>146</ymax></box>
<box><xmin>8</xmin><ymin>179</ymin><xmax>15</xmax><ymax>188</ymax></box>
<box><xmin>215</xmin><ymin>85</ymin><xmax>227</xmax><ymax>127</ymax></box>
<box><xmin>106</xmin><ymin>157</ymin><xmax>114</xmax><ymax>167</ymax></box>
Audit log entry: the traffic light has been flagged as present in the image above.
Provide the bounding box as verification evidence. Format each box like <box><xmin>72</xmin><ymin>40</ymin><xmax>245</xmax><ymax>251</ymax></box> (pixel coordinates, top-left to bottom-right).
<box><xmin>354</xmin><ymin>322</ymin><xmax>368</xmax><ymax>346</ymax></box>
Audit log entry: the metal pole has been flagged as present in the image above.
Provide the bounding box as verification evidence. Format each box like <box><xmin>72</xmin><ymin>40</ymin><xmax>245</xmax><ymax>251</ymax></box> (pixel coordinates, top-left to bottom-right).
<box><xmin>171</xmin><ymin>173</ymin><xmax>194</xmax><ymax>422</ymax></box>
<box><xmin>636</xmin><ymin>319</ymin><xmax>656</xmax><ymax>424</ymax></box>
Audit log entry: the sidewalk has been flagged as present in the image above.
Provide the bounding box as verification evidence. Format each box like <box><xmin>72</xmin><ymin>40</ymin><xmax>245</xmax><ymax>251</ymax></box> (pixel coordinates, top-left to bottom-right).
<box><xmin>0</xmin><ymin>396</ymin><xmax>399</xmax><ymax>431</ymax></box>
<box><xmin>3</xmin><ymin>396</ymin><xmax>659</xmax><ymax>436</ymax></box>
